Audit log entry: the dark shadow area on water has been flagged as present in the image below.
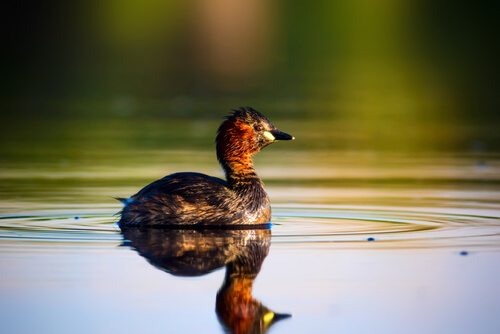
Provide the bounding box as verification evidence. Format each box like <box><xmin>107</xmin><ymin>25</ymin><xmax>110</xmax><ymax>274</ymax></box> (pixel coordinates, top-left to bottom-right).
<box><xmin>120</xmin><ymin>223</ymin><xmax>290</xmax><ymax>334</ymax></box>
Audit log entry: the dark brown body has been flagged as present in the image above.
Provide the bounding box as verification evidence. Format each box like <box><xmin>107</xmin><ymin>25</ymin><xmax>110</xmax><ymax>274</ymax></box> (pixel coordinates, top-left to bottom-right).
<box><xmin>120</xmin><ymin>172</ymin><xmax>270</xmax><ymax>226</ymax></box>
<box><xmin>118</xmin><ymin>107</ymin><xmax>293</xmax><ymax>227</ymax></box>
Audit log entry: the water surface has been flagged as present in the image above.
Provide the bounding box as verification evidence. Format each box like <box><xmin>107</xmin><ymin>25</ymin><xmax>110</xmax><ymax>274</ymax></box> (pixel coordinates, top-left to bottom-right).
<box><xmin>2</xmin><ymin>1</ymin><xmax>500</xmax><ymax>332</ymax></box>
<box><xmin>1</xmin><ymin>148</ymin><xmax>499</xmax><ymax>334</ymax></box>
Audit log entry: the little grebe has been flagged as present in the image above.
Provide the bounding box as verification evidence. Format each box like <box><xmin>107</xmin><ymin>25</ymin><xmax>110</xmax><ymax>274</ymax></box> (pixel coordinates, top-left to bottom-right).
<box><xmin>118</xmin><ymin>107</ymin><xmax>294</xmax><ymax>227</ymax></box>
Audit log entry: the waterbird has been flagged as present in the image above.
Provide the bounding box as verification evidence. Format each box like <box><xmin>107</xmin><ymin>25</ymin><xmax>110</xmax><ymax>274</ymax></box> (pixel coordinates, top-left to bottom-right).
<box><xmin>118</xmin><ymin>107</ymin><xmax>294</xmax><ymax>226</ymax></box>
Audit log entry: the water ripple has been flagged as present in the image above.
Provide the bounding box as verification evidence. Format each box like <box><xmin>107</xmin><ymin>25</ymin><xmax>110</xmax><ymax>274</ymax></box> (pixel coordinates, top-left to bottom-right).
<box><xmin>1</xmin><ymin>204</ymin><xmax>499</xmax><ymax>249</ymax></box>
<box><xmin>271</xmin><ymin>204</ymin><xmax>500</xmax><ymax>248</ymax></box>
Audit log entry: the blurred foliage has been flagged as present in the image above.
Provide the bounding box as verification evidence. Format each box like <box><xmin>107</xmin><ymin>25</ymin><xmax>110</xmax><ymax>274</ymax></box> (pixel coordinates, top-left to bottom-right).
<box><xmin>1</xmin><ymin>0</ymin><xmax>499</xmax><ymax>154</ymax></box>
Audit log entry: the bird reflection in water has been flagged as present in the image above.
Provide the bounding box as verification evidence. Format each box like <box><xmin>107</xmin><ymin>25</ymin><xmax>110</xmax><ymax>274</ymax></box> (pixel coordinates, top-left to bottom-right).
<box><xmin>120</xmin><ymin>224</ymin><xmax>291</xmax><ymax>333</ymax></box>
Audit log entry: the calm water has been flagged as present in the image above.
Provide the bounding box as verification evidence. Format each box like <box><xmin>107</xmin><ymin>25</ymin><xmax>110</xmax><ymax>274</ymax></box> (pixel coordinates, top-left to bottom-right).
<box><xmin>3</xmin><ymin>1</ymin><xmax>500</xmax><ymax>332</ymax></box>
<box><xmin>1</xmin><ymin>143</ymin><xmax>499</xmax><ymax>334</ymax></box>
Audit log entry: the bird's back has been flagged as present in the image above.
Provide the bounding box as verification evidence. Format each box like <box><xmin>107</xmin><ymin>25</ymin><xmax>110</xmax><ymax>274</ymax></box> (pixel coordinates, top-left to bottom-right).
<box><xmin>119</xmin><ymin>172</ymin><xmax>269</xmax><ymax>226</ymax></box>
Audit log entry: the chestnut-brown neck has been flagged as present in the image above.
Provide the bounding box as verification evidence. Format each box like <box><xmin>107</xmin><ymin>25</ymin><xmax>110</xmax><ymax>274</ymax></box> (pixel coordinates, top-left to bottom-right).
<box><xmin>216</xmin><ymin>118</ymin><xmax>260</xmax><ymax>188</ymax></box>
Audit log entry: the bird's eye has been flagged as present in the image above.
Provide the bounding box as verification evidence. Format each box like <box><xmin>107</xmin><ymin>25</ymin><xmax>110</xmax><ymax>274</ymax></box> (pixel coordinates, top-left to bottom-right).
<box><xmin>255</xmin><ymin>125</ymin><xmax>263</xmax><ymax>132</ymax></box>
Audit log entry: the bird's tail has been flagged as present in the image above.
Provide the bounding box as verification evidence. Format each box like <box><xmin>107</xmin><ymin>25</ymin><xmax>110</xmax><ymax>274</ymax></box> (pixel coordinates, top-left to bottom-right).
<box><xmin>114</xmin><ymin>197</ymin><xmax>131</xmax><ymax>205</ymax></box>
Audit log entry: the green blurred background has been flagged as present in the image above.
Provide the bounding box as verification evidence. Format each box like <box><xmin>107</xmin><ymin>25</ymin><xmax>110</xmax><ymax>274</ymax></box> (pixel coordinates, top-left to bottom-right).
<box><xmin>1</xmin><ymin>0</ymin><xmax>499</xmax><ymax>162</ymax></box>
